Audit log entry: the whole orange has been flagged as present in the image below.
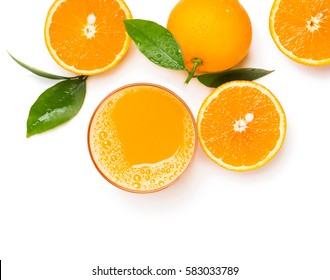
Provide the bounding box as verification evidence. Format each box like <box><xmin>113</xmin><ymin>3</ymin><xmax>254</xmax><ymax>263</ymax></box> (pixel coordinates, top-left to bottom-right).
<box><xmin>167</xmin><ymin>0</ymin><xmax>252</xmax><ymax>73</ymax></box>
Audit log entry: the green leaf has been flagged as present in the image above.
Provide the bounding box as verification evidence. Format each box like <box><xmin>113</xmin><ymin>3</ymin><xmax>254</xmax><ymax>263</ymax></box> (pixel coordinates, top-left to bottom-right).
<box><xmin>26</xmin><ymin>76</ymin><xmax>87</xmax><ymax>137</ymax></box>
<box><xmin>124</xmin><ymin>19</ymin><xmax>185</xmax><ymax>70</ymax></box>
<box><xmin>197</xmin><ymin>68</ymin><xmax>274</xmax><ymax>88</ymax></box>
<box><xmin>8</xmin><ymin>52</ymin><xmax>73</xmax><ymax>80</ymax></box>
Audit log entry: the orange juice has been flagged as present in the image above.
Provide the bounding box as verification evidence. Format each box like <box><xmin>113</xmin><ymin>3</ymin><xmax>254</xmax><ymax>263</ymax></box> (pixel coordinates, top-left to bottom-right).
<box><xmin>88</xmin><ymin>84</ymin><xmax>197</xmax><ymax>193</ymax></box>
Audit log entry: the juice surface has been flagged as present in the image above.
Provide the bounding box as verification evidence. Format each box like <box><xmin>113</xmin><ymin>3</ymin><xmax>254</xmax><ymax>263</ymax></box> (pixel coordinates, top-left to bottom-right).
<box><xmin>88</xmin><ymin>84</ymin><xmax>196</xmax><ymax>192</ymax></box>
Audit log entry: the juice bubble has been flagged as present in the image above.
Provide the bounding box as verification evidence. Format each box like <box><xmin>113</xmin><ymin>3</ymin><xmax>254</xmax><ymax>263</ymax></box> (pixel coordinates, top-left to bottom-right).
<box><xmin>102</xmin><ymin>140</ymin><xmax>111</xmax><ymax>149</ymax></box>
<box><xmin>99</xmin><ymin>131</ymin><xmax>108</xmax><ymax>140</ymax></box>
<box><xmin>132</xmin><ymin>182</ymin><xmax>141</xmax><ymax>189</ymax></box>
<box><xmin>133</xmin><ymin>174</ymin><xmax>141</xmax><ymax>181</ymax></box>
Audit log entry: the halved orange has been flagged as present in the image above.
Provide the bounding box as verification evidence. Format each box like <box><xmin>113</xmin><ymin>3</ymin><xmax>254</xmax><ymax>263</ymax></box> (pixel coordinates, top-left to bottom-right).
<box><xmin>45</xmin><ymin>0</ymin><xmax>132</xmax><ymax>75</ymax></box>
<box><xmin>197</xmin><ymin>81</ymin><xmax>286</xmax><ymax>171</ymax></box>
<box><xmin>269</xmin><ymin>0</ymin><xmax>330</xmax><ymax>66</ymax></box>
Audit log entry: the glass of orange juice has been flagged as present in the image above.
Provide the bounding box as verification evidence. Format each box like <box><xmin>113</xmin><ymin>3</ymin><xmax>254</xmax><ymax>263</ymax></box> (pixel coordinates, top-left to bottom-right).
<box><xmin>88</xmin><ymin>83</ymin><xmax>197</xmax><ymax>193</ymax></box>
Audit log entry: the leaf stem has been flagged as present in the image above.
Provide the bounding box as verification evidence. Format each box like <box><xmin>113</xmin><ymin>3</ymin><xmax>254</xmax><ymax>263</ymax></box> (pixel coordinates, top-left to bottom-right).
<box><xmin>185</xmin><ymin>58</ymin><xmax>202</xmax><ymax>84</ymax></box>
<box><xmin>70</xmin><ymin>75</ymin><xmax>88</xmax><ymax>81</ymax></box>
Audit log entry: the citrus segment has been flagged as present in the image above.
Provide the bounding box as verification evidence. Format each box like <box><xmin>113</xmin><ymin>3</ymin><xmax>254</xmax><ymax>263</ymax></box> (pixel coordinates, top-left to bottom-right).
<box><xmin>167</xmin><ymin>0</ymin><xmax>252</xmax><ymax>72</ymax></box>
<box><xmin>197</xmin><ymin>81</ymin><xmax>286</xmax><ymax>171</ymax></box>
<box><xmin>88</xmin><ymin>84</ymin><xmax>197</xmax><ymax>193</ymax></box>
<box><xmin>269</xmin><ymin>0</ymin><xmax>330</xmax><ymax>65</ymax></box>
<box><xmin>45</xmin><ymin>0</ymin><xmax>132</xmax><ymax>75</ymax></box>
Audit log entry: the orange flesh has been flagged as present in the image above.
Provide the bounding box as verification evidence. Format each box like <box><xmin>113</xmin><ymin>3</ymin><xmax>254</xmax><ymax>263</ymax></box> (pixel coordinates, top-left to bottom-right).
<box><xmin>273</xmin><ymin>0</ymin><xmax>330</xmax><ymax>61</ymax></box>
<box><xmin>199</xmin><ymin>86</ymin><xmax>281</xmax><ymax>167</ymax></box>
<box><xmin>47</xmin><ymin>0</ymin><xmax>128</xmax><ymax>71</ymax></box>
<box><xmin>88</xmin><ymin>85</ymin><xmax>196</xmax><ymax>192</ymax></box>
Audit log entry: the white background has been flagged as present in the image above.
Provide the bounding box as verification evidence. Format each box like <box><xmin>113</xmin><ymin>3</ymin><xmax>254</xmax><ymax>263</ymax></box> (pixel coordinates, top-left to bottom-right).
<box><xmin>1</xmin><ymin>0</ymin><xmax>330</xmax><ymax>279</ymax></box>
